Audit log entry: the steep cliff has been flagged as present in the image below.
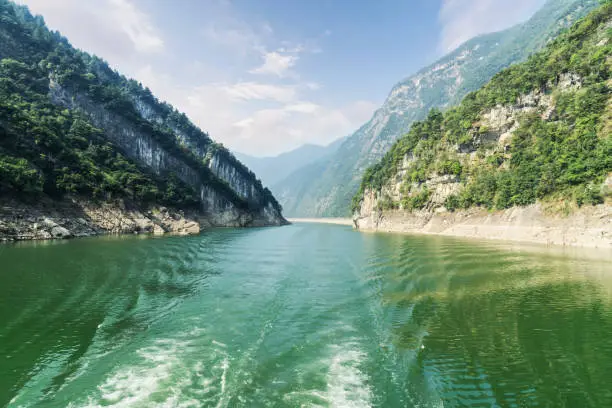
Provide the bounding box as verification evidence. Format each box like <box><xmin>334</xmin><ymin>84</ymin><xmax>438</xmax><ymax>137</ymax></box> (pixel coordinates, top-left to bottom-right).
<box><xmin>0</xmin><ymin>0</ymin><xmax>286</xmax><ymax>240</ymax></box>
<box><xmin>277</xmin><ymin>0</ymin><xmax>598</xmax><ymax>217</ymax></box>
<box><xmin>353</xmin><ymin>3</ymin><xmax>612</xmax><ymax>247</ymax></box>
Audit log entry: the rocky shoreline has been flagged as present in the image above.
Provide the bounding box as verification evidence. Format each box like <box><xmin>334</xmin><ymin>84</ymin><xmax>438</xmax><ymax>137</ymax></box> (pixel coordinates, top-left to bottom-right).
<box><xmin>354</xmin><ymin>204</ymin><xmax>612</xmax><ymax>249</ymax></box>
<box><xmin>0</xmin><ymin>197</ymin><xmax>286</xmax><ymax>242</ymax></box>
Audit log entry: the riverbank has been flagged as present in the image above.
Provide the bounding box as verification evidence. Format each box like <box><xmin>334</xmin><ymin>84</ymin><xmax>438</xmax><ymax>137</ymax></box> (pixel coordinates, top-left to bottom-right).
<box><xmin>0</xmin><ymin>197</ymin><xmax>286</xmax><ymax>242</ymax></box>
<box><xmin>354</xmin><ymin>204</ymin><xmax>612</xmax><ymax>249</ymax></box>
<box><xmin>287</xmin><ymin>217</ymin><xmax>353</xmax><ymax>226</ymax></box>
<box><xmin>0</xmin><ymin>198</ymin><xmax>203</xmax><ymax>241</ymax></box>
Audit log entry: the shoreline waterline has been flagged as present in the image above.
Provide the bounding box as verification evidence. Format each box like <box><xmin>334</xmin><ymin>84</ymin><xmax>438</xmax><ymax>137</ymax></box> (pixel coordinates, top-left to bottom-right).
<box><xmin>354</xmin><ymin>204</ymin><xmax>612</xmax><ymax>250</ymax></box>
<box><xmin>287</xmin><ymin>218</ymin><xmax>354</xmax><ymax>226</ymax></box>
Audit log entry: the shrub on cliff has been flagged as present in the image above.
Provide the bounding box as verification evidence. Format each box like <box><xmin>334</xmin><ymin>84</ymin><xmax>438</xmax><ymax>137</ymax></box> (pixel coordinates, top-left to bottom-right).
<box><xmin>353</xmin><ymin>2</ymin><xmax>612</xmax><ymax>214</ymax></box>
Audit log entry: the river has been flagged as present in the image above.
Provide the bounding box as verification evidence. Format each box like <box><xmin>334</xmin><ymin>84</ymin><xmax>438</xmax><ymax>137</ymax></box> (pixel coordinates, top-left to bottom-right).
<box><xmin>1</xmin><ymin>223</ymin><xmax>612</xmax><ymax>407</ymax></box>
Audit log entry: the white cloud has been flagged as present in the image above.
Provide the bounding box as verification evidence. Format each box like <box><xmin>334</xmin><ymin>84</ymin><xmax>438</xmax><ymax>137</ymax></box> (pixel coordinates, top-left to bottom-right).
<box><xmin>227</xmin><ymin>100</ymin><xmax>377</xmax><ymax>155</ymax></box>
<box><xmin>305</xmin><ymin>82</ymin><xmax>322</xmax><ymax>91</ymax></box>
<box><xmin>201</xmin><ymin>22</ymin><xmax>264</xmax><ymax>55</ymax></box>
<box><xmin>15</xmin><ymin>1</ymin><xmax>364</xmax><ymax>157</ymax></box>
<box><xmin>16</xmin><ymin>0</ymin><xmax>163</xmax><ymax>65</ymax></box>
<box><xmin>222</xmin><ymin>82</ymin><xmax>297</xmax><ymax>103</ymax></box>
<box><xmin>249</xmin><ymin>51</ymin><xmax>299</xmax><ymax>77</ymax></box>
<box><xmin>107</xmin><ymin>0</ymin><xmax>164</xmax><ymax>53</ymax></box>
<box><xmin>249</xmin><ymin>39</ymin><xmax>322</xmax><ymax>78</ymax></box>
<box><xmin>135</xmin><ymin>65</ymin><xmax>375</xmax><ymax>156</ymax></box>
<box><xmin>199</xmin><ymin>2</ymin><xmax>273</xmax><ymax>58</ymax></box>
<box><xmin>438</xmin><ymin>0</ymin><xmax>546</xmax><ymax>52</ymax></box>
<box><xmin>284</xmin><ymin>102</ymin><xmax>320</xmax><ymax>114</ymax></box>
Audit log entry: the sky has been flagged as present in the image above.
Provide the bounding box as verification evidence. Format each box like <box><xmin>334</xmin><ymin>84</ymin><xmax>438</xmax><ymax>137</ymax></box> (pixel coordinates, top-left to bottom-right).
<box><xmin>17</xmin><ymin>0</ymin><xmax>546</xmax><ymax>157</ymax></box>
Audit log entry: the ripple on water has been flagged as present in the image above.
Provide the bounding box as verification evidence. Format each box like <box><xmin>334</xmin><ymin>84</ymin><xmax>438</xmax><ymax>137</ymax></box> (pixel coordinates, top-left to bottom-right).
<box><xmin>3</xmin><ymin>225</ymin><xmax>612</xmax><ymax>407</ymax></box>
<box><xmin>280</xmin><ymin>340</ymin><xmax>372</xmax><ymax>408</ymax></box>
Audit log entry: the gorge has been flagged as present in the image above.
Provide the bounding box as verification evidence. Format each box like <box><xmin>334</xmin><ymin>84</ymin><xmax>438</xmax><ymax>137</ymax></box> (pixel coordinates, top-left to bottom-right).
<box><xmin>1</xmin><ymin>1</ymin><xmax>612</xmax><ymax>407</ymax></box>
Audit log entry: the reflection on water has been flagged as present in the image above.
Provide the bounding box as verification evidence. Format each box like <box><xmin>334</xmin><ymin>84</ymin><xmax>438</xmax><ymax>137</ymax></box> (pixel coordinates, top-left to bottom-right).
<box><xmin>1</xmin><ymin>225</ymin><xmax>611</xmax><ymax>407</ymax></box>
<box><xmin>365</xmin><ymin>235</ymin><xmax>612</xmax><ymax>406</ymax></box>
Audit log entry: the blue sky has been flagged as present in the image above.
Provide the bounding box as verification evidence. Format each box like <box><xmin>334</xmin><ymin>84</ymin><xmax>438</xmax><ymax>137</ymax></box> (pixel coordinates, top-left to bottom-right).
<box><xmin>18</xmin><ymin>0</ymin><xmax>545</xmax><ymax>156</ymax></box>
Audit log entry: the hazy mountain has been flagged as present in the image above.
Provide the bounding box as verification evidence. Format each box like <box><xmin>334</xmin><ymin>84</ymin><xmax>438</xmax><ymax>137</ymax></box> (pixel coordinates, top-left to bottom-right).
<box><xmin>235</xmin><ymin>137</ymin><xmax>346</xmax><ymax>188</ymax></box>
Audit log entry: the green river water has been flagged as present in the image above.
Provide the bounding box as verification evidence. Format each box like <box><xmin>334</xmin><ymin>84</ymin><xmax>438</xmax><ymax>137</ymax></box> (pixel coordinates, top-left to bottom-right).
<box><xmin>1</xmin><ymin>223</ymin><xmax>612</xmax><ymax>407</ymax></box>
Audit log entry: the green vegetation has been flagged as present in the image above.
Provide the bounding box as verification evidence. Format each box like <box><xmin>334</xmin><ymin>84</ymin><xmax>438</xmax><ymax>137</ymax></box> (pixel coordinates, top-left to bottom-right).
<box><xmin>276</xmin><ymin>0</ymin><xmax>599</xmax><ymax>217</ymax></box>
<box><xmin>401</xmin><ymin>188</ymin><xmax>431</xmax><ymax>211</ymax></box>
<box><xmin>0</xmin><ymin>0</ymin><xmax>281</xmax><ymax>213</ymax></box>
<box><xmin>354</xmin><ymin>2</ymin><xmax>612</xmax><ymax>214</ymax></box>
<box><xmin>0</xmin><ymin>57</ymin><xmax>199</xmax><ymax>207</ymax></box>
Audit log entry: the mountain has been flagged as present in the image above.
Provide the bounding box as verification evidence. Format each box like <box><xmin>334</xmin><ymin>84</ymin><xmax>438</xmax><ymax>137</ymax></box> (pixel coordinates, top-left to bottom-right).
<box><xmin>270</xmin><ymin>158</ymin><xmax>331</xmax><ymax>218</ymax></box>
<box><xmin>279</xmin><ymin>0</ymin><xmax>599</xmax><ymax>217</ymax></box>
<box><xmin>234</xmin><ymin>137</ymin><xmax>345</xmax><ymax>188</ymax></box>
<box><xmin>354</xmin><ymin>2</ymin><xmax>611</xmax><ymax>228</ymax></box>
<box><xmin>0</xmin><ymin>0</ymin><xmax>285</xmax><ymax>239</ymax></box>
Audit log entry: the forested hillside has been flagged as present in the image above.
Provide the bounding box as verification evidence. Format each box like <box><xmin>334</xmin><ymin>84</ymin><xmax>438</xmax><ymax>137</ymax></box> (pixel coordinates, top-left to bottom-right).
<box><xmin>0</xmin><ymin>0</ymin><xmax>284</xmax><ymax>234</ymax></box>
<box><xmin>278</xmin><ymin>0</ymin><xmax>599</xmax><ymax>217</ymax></box>
<box><xmin>354</xmin><ymin>2</ymin><xmax>611</xmax><ymax>217</ymax></box>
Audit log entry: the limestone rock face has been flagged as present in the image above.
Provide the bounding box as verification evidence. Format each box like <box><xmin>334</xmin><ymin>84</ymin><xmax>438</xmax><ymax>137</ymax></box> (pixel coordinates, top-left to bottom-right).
<box><xmin>48</xmin><ymin>79</ymin><xmax>286</xmax><ymax>229</ymax></box>
<box><xmin>354</xmin><ymin>73</ymin><xmax>592</xmax><ymax>225</ymax></box>
<box><xmin>353</xmin><ymin>203</ymin><xmax>612</xmax><ymax>249</ymax></box>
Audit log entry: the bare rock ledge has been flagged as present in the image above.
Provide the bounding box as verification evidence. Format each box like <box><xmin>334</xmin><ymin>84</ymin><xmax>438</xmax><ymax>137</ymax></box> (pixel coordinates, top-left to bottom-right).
<box><xmin>354</xmin><ymin>204</ymin><xmax>612</xmax><ymax>249</ymax></box>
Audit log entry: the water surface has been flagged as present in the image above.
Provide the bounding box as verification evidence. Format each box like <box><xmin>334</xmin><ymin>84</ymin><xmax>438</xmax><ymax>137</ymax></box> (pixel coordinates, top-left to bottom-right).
<box><xmin>1</xmin><ymin>224</ymin><xmax>612</xmax><ymax>407</ymax></box>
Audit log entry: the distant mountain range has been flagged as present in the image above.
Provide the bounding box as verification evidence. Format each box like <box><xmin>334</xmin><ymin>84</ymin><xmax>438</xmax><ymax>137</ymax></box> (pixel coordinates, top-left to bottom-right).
<box><xmin>235</xmin><ymin>137</ymin><xmax>346</xmax><ymax>189</ymax></box>
<box><xmin>275</xmin><ymin>0</ymin><xmax>599</xmax><ymax>217</ymax></box>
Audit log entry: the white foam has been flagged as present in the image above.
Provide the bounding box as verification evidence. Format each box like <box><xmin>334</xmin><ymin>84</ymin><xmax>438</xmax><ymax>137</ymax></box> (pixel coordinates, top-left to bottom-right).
<box><xmin>212</xmin><ymin>340</ymin><xmax>227</xmax><ymax>348</ymax></box>
<box><xmin>324</xmin><ymin>343</ymin><xmax>373</xmax><ymax>408</ymax></box>
<box><xmin>214</xmin><ymin>356</ymin><xmax>230</xmax><ymax>408</ymax></box>
<box><xmin>73</xmin><ymin>338</ymin><xmax>203</xmax><ymax>408</ymax></box>
<box><xmin>181</xmin><ymin>326</ymin><xmax>207</xmax><ymax>338</ymax></box>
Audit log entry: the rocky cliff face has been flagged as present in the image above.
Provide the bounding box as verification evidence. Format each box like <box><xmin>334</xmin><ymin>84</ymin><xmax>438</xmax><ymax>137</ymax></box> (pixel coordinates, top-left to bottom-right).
<box><xmin>355</xmin><ymin>73</ymin><xmax>591</xmax><ymax>223</ymax></box>
<box><xmin>48</xmin><ymin>78</ymin><xmax>285</xmax><ymax>229</ymax></box>
<box><xmin>0</xmin><ymin>0</ymin><xmax>287</xmax><ymax>241</ymax></box>
<box><xmin>353</xmin><ymin>72</ymin><xmax>612</xmax><ymax>249</ymax></box>
<box><xmin>129</xmin><ymin>89</ymin><xmax>282</xmax><ymax>221</ymax></box>
<box><xmin>354</xmin><ymin>201</ymin><xmax>612</xmax><ymax>249</ymax></box>
<box><xmin>275</xmin><ymin>0</ymin><xmax>597</xmax><ymax>217</ymax></box>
